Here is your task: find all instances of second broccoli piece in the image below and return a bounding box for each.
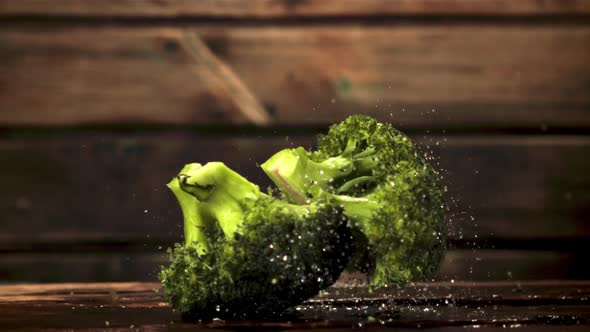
[160,162,352,321]
[261,115,447,288]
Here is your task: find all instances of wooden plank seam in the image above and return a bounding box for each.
[179,30,271,126]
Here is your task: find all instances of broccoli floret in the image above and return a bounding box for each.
[261,115,447,288]
[161,116,447,319]
[160,162,352,321]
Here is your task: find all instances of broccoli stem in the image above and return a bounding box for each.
[167,164,209,253]
[261,144,378,204]
[261,147,348,204]
[169,161,319,254]
[336,176,377,194]
[327,194,380,222]
[167,162,260,253]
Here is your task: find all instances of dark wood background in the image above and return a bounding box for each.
[0,0,589,284]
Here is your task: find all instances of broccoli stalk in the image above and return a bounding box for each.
[261,146,382,229]
[261,143,378,204]
[161,162,352,320]
[261,115,447,288]
[168,162,260,253]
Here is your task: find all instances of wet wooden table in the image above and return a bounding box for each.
[1,281,589,331]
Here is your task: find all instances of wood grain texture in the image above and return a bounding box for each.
[0,27,270,125]
[3,279,590,301]
[0,252,167,283]
[179,31,271,125]
[1,25,589,127]
[1,249,587,283]
[0,281,589,330]
[1,0,589,17]
[0,134,587,244]
[0,281,157,296]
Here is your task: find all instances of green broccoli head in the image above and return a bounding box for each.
[261,115,447,288]
[160,162,352,320]
[161,115,447,320]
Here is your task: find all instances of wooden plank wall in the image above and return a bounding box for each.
[0,1,589,283]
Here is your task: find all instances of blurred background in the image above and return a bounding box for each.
[0,1,588,284]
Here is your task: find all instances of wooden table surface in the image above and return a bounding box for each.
[1,281,589,331]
